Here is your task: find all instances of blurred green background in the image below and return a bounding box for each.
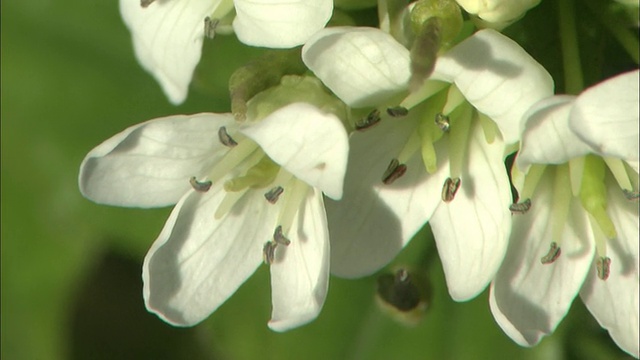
[1,1,633,359]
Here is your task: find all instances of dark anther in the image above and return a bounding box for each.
[218,126,238,147]
[263,241,277,265]
[435,113,450,132]
[540,242,561,264]
[264,186,284,204]
[355,109,381,131]
[386,106,409,117]
[140,0,155,8]
[189,176,212,192]
[622,189,639,202]
[273,225,291,246]
[382,159,408,185]
[509,199,532,214]
[596,256,611,280]
[204,17,219,39]
[441,177,461,202]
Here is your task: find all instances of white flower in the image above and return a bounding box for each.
[489,70,639,358]
[302,28,553,300]
[78,102,349,331]
[120,0,333,104]
[455,0,540,27]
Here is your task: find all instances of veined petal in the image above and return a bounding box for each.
[269,187,330,331]
[432,29,554,144]
[490,173,595,346]
[240,103,349,200]
[120,0,222,104]
[430,123,512,301]
[580,180,640,358]
[516,95,593,171]
[79,113,235,207]
[570,70,640,162]
[302,27,411,108]
[143,187,276,326]
[327,117,446,278]
[233,0,332,48]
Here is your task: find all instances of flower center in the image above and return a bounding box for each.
[188,126,312,265]
[514,155,638,280]
[371,81,493,204]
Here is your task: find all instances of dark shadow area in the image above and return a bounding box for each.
[68,248,215,360]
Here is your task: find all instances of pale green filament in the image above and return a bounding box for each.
[518,164,547,200]
[215,188,250,219]
[580,155,617,240]
[415,90,448,173]
[569,157,586,196]
[604,157,634,191]
[397,132,421,165]
[587,213,608,257]
[208,139,260,184]
[277,179,310,234]
[401,80,448,109]
[478,112,498,144]
[420,135,438,174]
[441,85,464,115]
[446,103,473,179]
[224,155,279,192]
[551,165,573,246]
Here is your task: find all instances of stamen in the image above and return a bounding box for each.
[596,256,611,280]
[355,109,381,131]
[273,225,291,246]
[509,199,532,214]
[263,241,277,265]
[441,177,461,202]
[604,157,634,192]
[140,0,155,8]
[387,106,409,117]
[276,179,309,236]
[189,176,212,192]
[204,17,218,39]
[264,186,284,204]
[434,113,450,132]
[218,126,237,147]
[214,188,249,219]
[382,159,408,185]
[623,189,640,201]
[540,242,561,264]
[207,139,259,184]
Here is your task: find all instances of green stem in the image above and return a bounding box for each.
[558,0,584,94]
[584,0,640,64]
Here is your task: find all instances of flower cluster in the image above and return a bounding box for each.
[80,0,639,357]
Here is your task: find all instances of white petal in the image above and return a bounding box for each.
[233,0,332,48]
[456,0,541,24]
[269,187,330,331]
[432,29,554,144]
[240,103,349,200]
[327,117,447,278]
[580,181,640,358]
[516,95,593,171]
[120,0,221,104]
[143,187,276,326]
[570,70,640,162]
[79,113,235,207]
[430,123,512,300]
[489,174,595,346]
[302,27,411,108]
